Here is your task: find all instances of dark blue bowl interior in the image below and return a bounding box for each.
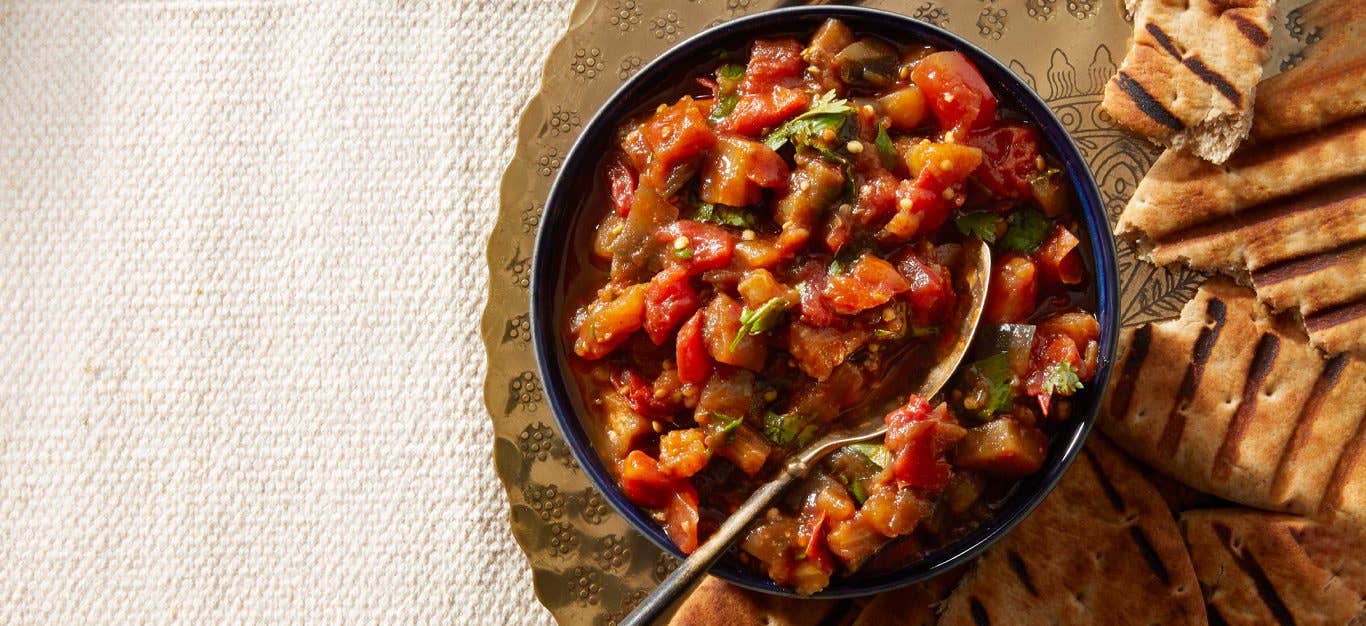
[530,5,1119,599]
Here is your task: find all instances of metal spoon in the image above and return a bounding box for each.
[621,238,992,626]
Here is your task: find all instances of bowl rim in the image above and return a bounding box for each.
[529,4,1120,599]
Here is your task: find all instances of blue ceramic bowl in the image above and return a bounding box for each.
[530,5,1119,599]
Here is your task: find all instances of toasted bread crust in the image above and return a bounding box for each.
[936,436,1205,626]
[1102,0,1275,163]
[1100,279,1366,525]
[1181,509,1365,625]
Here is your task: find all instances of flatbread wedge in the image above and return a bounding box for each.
[1181,509,1365,625]
[1102,0,1275,163]
[1100,278,1366,526]
[936,436,1205,625]
[667,576,839,626]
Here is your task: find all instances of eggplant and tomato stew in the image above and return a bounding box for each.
[564,19,1099,594]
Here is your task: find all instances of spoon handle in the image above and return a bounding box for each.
[618,458,811,626]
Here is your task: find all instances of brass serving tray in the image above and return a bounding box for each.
[481,1,1315,622]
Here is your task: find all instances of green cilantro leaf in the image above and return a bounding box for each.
[955,212,1005,244]
[1000,209,1050,253]
[691,200,757,228]
[762,412,818,447]
[1040,361,1084,396]
[672,246,693,260]
[848,480,868,504]
[846,443,892,469]
[716,63,745,84]
[763,90,855,151]
[875,125,898,169]
[964,353,1015,417]
[731,297,789,349]
[709,94,739,123]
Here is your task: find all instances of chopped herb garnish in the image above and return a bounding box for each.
[1000,208,1049,253]
[955,212,1004,243]
[763,90,855,151]
[909,325,939,338]
[965,353,1015,417]
[717,63,745,84]
[1040,361,1083,396]
[762,411,817,447]
[709,94,739,123]
[673,246,694,260]
[731,297,789,349]
[874,125,898,169]
[846,443,892,469]
[692,200,757,228]
[848,480,868,504]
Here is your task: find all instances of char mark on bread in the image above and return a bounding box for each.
[1114,71,1186,132]
[1157,296,1228,457]
[1212,333,1280,481]
[1211,523,1298,625]
[1270,354,1349,501]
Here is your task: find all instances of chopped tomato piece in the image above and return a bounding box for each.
[740,38,806,94]
[966,124,1041,200]
[644,268,700,345]
[637,97,717,191]
[700,135,791,206]
[824,255,910,315]
[665,481,701,553]
[910,51,997,134]
[659,428,711,479]
[884,395,933,452]
[853,168,900,227]
[720,86,810,137]
[611,368,672,416]
[881,147,977,241]
[1033,224,1083,285]
[657,221,736,275]
[885,397,965,491]
[802,512,834,572]
[619,450,675,508]
[606,153,637,217]
[984,253,1038,324]
[797,263,837,327]
[676,310,712,385]
[894,250,954,324]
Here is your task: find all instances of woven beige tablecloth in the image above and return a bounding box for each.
[1,1,572,623]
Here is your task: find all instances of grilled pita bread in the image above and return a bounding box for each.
[1252,0,1366,141]
[1102,0,1275,163]
[1181,509,1365,625]
[666,576,839,626]
[849,570,959,626]
[1100,278,1366,526]
[1116,112,1366,357]
[936,436,1205,626]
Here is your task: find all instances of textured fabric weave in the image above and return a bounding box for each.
[1,1,570,623]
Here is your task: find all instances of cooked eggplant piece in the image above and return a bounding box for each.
[954,418,1048,477]
[833,38,899,89]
